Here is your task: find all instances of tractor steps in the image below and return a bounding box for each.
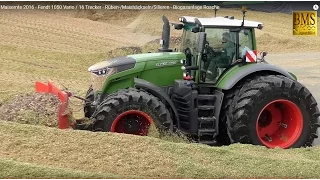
[199,140,217,146]
[198,105,215,111]
[198,129,216,134]
[198,116,216,122]
[198,94,216,101]
[170,81,224,146]
[197,94,218,146]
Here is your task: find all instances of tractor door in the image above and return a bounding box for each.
[199,28,254,83]
[199,28,235,83]
[180,24,198,79]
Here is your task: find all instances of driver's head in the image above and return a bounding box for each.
[222,32,231,43]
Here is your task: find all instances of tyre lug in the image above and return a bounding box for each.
[278,122,288,128]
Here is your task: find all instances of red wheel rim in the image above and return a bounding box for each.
[256,99,303,148]
[111,110,153,136]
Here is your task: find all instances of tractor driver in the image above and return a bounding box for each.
[204,32,236,82]
[218,32,235,67]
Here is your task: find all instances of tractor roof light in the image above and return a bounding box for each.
[179,17,186,23]
[257,24,263,29]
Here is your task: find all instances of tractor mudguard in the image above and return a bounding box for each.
[134,78,180,128]
[216,63,297,90]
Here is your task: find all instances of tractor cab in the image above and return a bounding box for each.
[173,10,263,84]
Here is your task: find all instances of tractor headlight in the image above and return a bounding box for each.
[91,67,111,76]
[88,57,136,93]
[90,67,117,92]
[88,60,115,92]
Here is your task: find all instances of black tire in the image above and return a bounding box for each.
[84,85,95,118]
[226,75,320,148]
[216,88,239,145]
[91,88,173,135]
[217,77,254,145]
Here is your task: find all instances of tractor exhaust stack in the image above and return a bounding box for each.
[158,16,172,52]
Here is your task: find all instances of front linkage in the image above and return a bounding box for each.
[35,81,93,130]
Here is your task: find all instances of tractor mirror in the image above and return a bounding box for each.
[172,23,184,30]
[261,51,268,57]
[196,32,207,53]
[191,27,200,33]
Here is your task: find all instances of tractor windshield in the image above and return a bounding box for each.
[200,28,254,83]
[180,24,197,53]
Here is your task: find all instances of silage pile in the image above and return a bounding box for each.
[0,93,61,127]
[148,37,182,46]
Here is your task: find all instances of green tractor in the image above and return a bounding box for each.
[37,8,319,149]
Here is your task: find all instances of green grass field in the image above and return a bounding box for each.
[1,4,320,178]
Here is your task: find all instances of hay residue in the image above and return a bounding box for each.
[0,93,61,127]
[148,124,192,144]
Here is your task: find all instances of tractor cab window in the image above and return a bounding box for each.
[180,24,198,78]
[200,28,254,83]
[239,29,253,58]
[180,24,197,54]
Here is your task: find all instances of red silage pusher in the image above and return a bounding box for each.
[35,81,75,129]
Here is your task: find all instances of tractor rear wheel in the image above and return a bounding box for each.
[227,75,320,148]
[91,88,173,135]
[217,77,255,145]
[84,85,95,118]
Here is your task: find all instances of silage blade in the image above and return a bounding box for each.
[35,81,74,129]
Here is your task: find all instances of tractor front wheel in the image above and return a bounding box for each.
[227,75,320,148]
[84,85,95,118]
[91,88,173,135]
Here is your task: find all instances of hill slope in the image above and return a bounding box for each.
[1,121,320,178]
[0,159,117,178]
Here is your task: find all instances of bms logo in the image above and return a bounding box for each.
[293,11,317,36]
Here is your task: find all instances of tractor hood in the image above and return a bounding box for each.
[88,52,185,72]
[128,52,185,61]
[88,56,136,72]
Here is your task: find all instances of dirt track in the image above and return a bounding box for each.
[267,52,320,145]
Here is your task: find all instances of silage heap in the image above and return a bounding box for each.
[0,93,60,127]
